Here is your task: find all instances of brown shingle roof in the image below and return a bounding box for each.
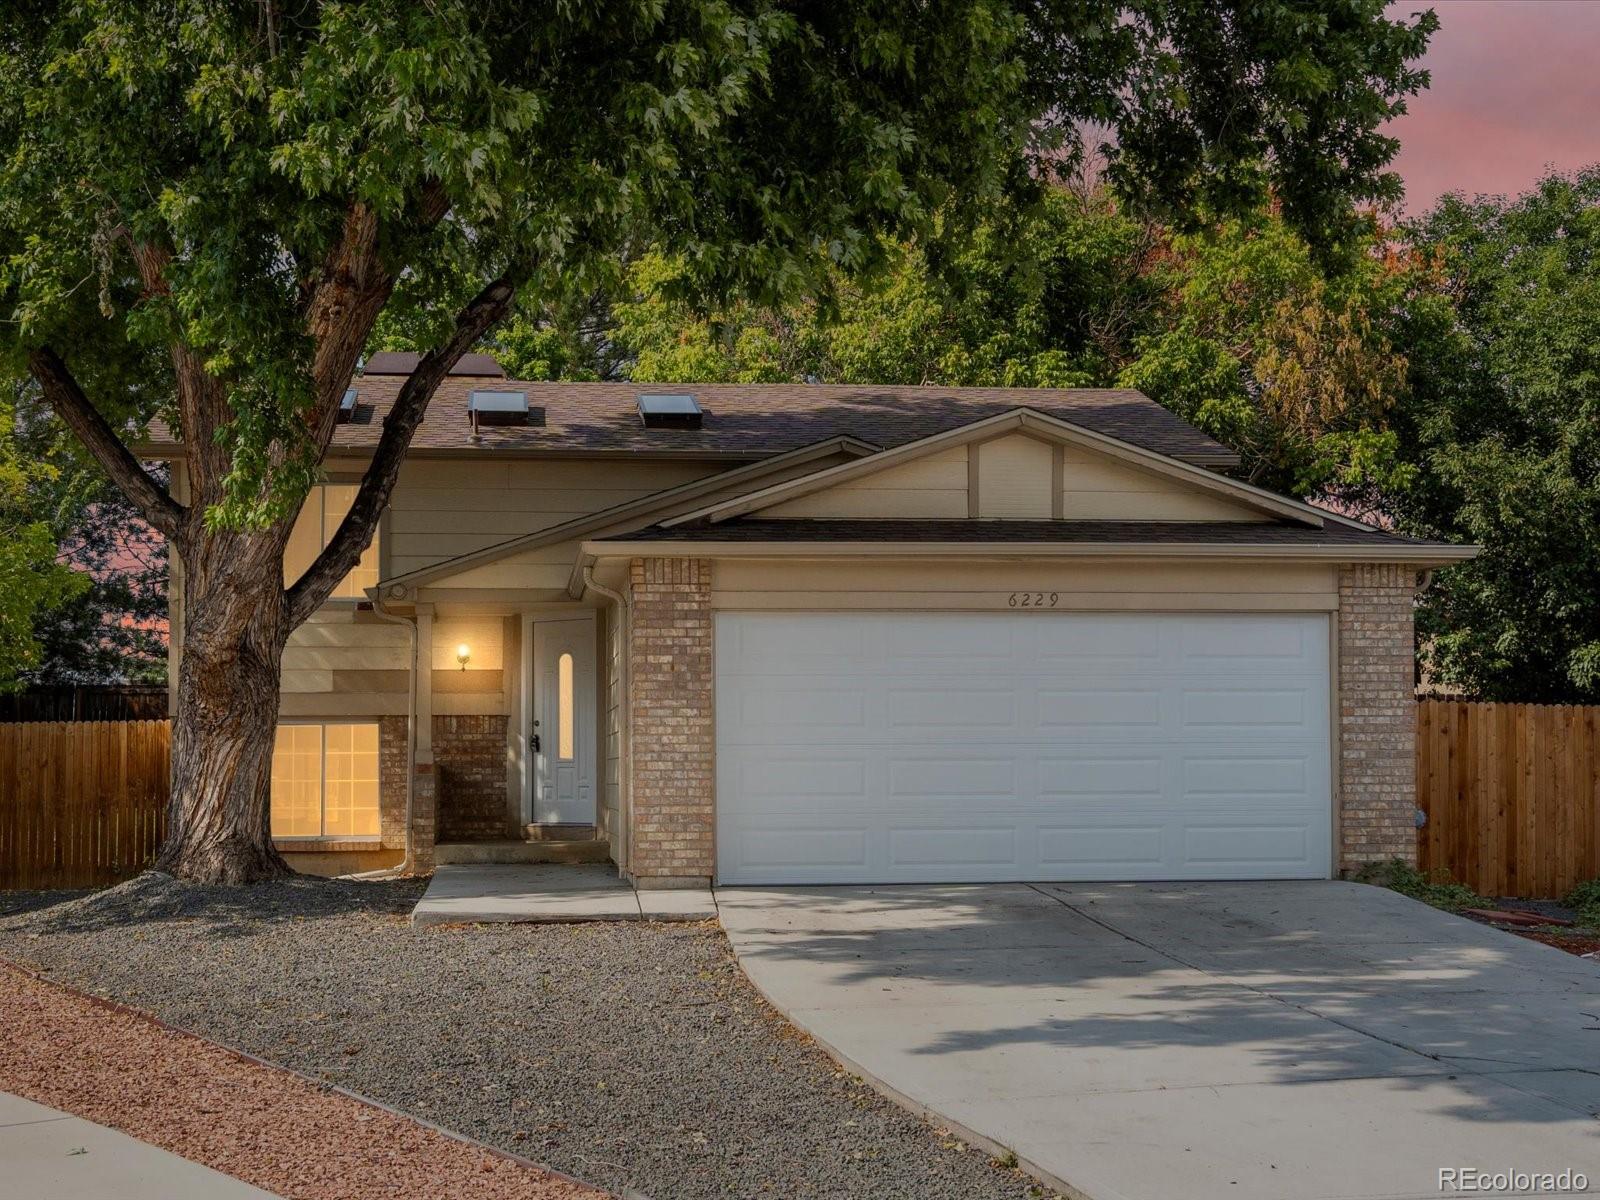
[143,381,1239,466]
[599,518,1467,551]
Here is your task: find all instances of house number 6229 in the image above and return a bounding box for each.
[1007,592,1059,608]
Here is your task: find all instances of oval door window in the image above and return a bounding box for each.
[557,652,575,761]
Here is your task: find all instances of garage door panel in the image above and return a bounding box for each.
[1183,825,1310,868]
[1031,617,1163,665]
[1180,687,1315,729]
[885,617,1019,662]
[734,755,869,800]
[1036,825,1166,870]
[1182,755,1311,797]
[1178,616,1316,665]
[888,827,1019,868]
[1037,687,1164,730]
[735,826,870,873]
[734,687,868,731]
[888,757,1018,799]
[1038,754,1165,797]
[715,613,1331,884]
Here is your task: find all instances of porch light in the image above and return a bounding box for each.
[456,643,471,670]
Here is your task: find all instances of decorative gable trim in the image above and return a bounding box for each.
[662,408,1326,529]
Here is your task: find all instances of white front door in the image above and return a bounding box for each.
[715,612,1333,884]
[528,618,596,825]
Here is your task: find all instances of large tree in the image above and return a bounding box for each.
[0,0,1435,883]
[1392,169,1600,702]
[613,191,1417,509]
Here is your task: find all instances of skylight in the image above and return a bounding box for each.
[638,392,702,429]
[469,390,540,430]
[337,387,358,423]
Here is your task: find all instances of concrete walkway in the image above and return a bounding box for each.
[412,863,717,926]
[717,881,1600,1200]
[1,1091,279,1199]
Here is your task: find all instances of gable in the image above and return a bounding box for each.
[755,433,1268,523]
[764,447,969,519]
[413,443,869,594]
[1059,444,1268,522]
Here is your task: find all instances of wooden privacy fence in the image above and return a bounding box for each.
[0,721,170,891]
[1417,700,1600,898]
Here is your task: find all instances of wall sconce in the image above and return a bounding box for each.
[456,643,471,671]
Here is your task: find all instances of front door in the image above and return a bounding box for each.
[529,618,597,825]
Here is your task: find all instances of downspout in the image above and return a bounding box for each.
[582,562,632,877]
[343,593,418,880]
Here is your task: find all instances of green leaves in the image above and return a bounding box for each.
[0,405,92,691]
[1396,169,1600,702]
[0,0,1431,534]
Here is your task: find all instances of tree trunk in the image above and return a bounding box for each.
[154,539,294,884]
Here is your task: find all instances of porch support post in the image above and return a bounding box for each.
[412,604,437,872]
[626,557,714,886]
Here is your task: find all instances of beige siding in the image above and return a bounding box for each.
[712,558,1339,612]
[750,437,1268,524]
[380,457,718,577]
[430,539,583,592]
[279,609,411,717]
[976,434,1054,518]
[430,613,511,716]
[1061,447,1267,521]
[763,447,969,519]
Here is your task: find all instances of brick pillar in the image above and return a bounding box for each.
[627,557,714,886]
[411,762,437,875]
[378,716,409,851]
[1338,563,1419,872]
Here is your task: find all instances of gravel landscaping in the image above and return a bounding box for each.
[0,959,596,1200]
[0,875,1057,1200]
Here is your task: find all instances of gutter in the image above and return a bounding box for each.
[580,539,1482,567]
[581,564,633,879]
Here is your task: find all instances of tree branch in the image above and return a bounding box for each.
[27,347,187,542]
[285,272,522,624]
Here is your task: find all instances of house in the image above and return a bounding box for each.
[150,354,1475,885]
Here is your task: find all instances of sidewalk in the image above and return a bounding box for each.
[1,1091,278,1200]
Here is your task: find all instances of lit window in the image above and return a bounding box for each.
[271,723,380,839]
[557,652,575,761]
[283,484,380,600]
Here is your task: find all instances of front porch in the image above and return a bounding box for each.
[410,863,715,926]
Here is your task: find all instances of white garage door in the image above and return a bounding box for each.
[715,612,1332,884]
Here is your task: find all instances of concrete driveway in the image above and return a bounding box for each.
[716,881,1600,1200]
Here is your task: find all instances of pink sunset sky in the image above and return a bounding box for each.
[1386,0,1600,211]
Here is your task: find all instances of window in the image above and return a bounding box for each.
[557,652,575,760]
[270,723,380,839]
[637,392,702,429]
[283,484,379,600]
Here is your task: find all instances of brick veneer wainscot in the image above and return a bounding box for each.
[378,715,408,851]
[434,714,512,842]
[1338,563,1419,871]
[627,557,715,883]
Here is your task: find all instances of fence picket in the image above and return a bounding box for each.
[0,720,170,891]
[1417,699,1600,898]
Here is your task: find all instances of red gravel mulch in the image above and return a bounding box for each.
[1510,928,1600,958]
[0,959,605,1200]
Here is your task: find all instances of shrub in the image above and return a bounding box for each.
[1353,860,1489,912]
[1563,878,1600,929]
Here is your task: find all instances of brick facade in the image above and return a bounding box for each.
[378,715,408,851]
[627,557,715,884]
[411,762,437,874]
[434,714,512,842]
[1338,563,1419,871]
